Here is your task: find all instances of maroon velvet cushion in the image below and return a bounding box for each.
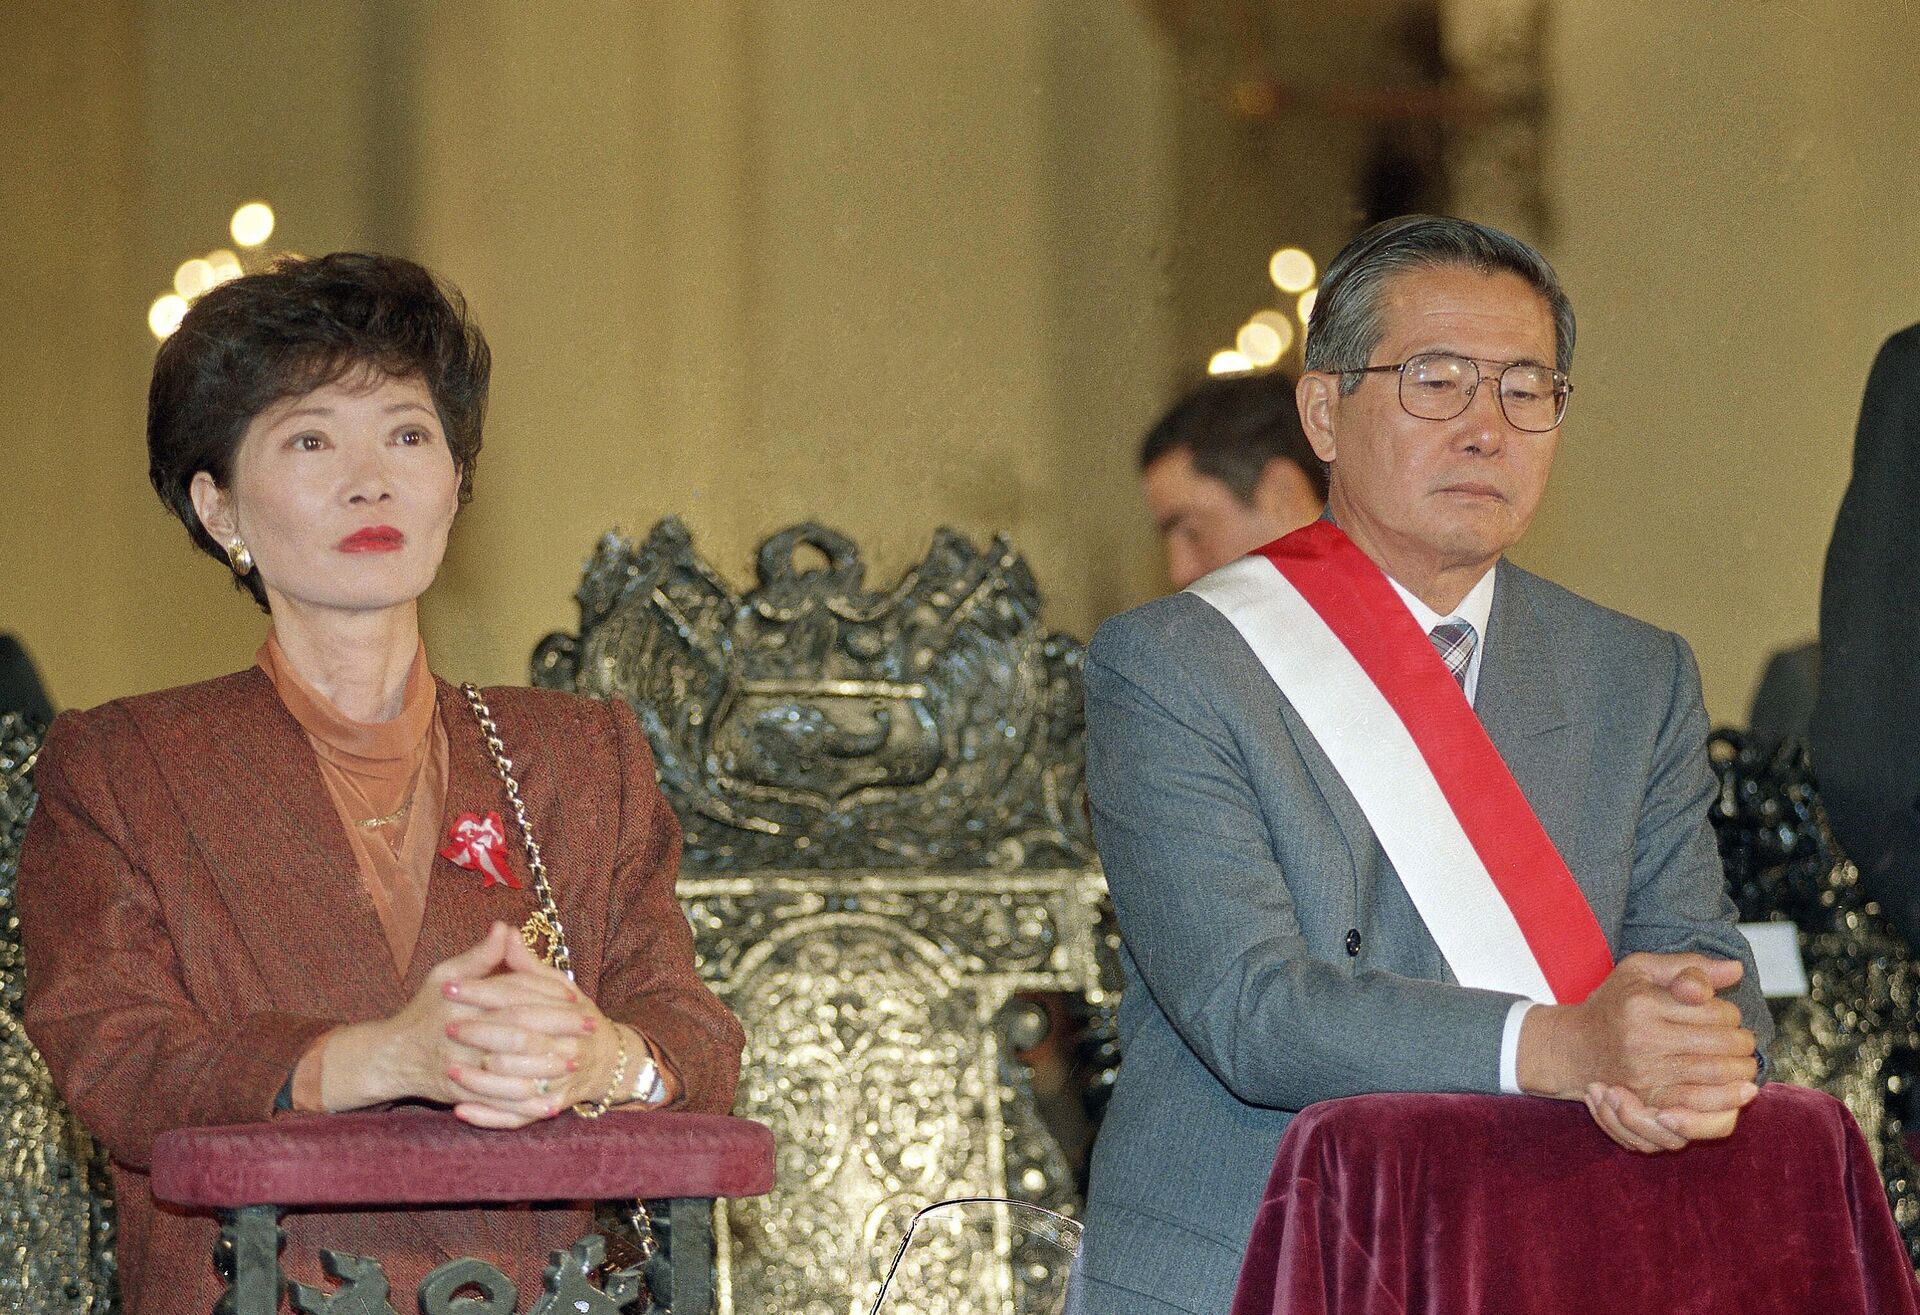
[1231,1083,1920,1315]
[151,1107,774,1209]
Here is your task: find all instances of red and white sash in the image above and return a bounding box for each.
[1186,520,1612,1004]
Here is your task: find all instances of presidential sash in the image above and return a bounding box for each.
[1186,520,1612,1004]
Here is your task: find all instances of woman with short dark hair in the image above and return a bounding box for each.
[17,252,744,1312]
[145,251,492,609]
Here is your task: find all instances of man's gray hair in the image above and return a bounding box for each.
[1303,215,1575,393]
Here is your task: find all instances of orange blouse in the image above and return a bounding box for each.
[258,632,449,970]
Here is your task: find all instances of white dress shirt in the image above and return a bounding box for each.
[1384,566,1534,1095]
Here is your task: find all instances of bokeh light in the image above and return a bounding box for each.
[1268,247,1316,294]
[230,201,275,248]
[172,258,216,300]
[1248,309,1296,357]
[1297,287,1319,325]
[1236,320,1284,367]
[1207,349,1255,376]
[149,293,189,340]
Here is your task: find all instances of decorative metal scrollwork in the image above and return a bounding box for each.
[289,1250,395,1315]
[1708,730,1920,1263]
[688,869,1107,1315]
[270,1230,651,1315]
[417,1256,517,1315]
[526,1236,647,1315]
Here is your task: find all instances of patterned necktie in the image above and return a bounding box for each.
[1429,619,1478,691]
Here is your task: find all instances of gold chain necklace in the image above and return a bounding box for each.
[353,797,412,829]
[350,745,427,830]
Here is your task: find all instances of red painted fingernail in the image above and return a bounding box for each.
[547,1103,561,1117]
[566,1059,580,1073]
[443,982,460,998]
[447,1066,461,1081]
[445,1023,460,1039]
[582,1017,596,1033]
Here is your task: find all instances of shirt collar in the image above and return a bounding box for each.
[257,630,436,773]
[1387,565,1497,640]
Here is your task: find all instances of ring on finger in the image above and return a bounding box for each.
[534,1077,551,1097]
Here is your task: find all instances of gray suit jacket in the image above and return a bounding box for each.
[1077,558,1772,1315]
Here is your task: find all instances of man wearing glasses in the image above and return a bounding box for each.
[1077,215,1770,1314]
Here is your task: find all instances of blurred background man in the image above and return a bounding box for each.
[1138,371,1328,589]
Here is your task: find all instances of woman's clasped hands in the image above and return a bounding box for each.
[321,921,628,1127]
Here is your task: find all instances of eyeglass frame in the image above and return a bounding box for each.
[866,1196,1083,1314]
[1337,351,1573,433]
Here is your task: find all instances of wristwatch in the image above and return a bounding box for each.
[627,1044,668,1106]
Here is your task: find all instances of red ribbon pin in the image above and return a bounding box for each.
[439,811,521,890]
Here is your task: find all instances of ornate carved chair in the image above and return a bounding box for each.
[533,520,1119,1314]
[1707,730,1920,1262]
[0,712,117,1313]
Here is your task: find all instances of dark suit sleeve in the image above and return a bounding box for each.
[1616,633,1773,1049]
[1086,620,1519,1112]
[1812,325,1920,944]
[0,633,56,728]
[18,714,336,1169]
[591,697,744,1115]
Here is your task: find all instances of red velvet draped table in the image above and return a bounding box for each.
[1230,1084,1918,1315]
[152,1106,774,1315]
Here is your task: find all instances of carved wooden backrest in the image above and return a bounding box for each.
[534,521,1119,1313]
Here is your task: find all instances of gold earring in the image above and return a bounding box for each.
[225,539,254,576]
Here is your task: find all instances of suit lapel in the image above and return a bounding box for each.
[1475,562,1579,856]
[150,669,407,1015]
[403,680,540,993]
[1272,698,1368,884]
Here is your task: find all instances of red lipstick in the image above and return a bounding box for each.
[338,526,405,553]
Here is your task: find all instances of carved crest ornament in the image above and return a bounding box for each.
[534,518,1095,873]
[535,521,1117,1314]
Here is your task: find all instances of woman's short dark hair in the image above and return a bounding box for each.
[147,251,491,607]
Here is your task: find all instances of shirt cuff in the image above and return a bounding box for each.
[1498,1000,1535,1095]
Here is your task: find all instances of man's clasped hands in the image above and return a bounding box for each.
[1518,951,1761,1153]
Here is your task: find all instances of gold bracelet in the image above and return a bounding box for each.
[572,1035,630,1119]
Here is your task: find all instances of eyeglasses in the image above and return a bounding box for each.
[1342,351,1571,433]
[868,1198,1082,1314]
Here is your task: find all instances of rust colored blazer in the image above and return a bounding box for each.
[17,668,745,1314]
